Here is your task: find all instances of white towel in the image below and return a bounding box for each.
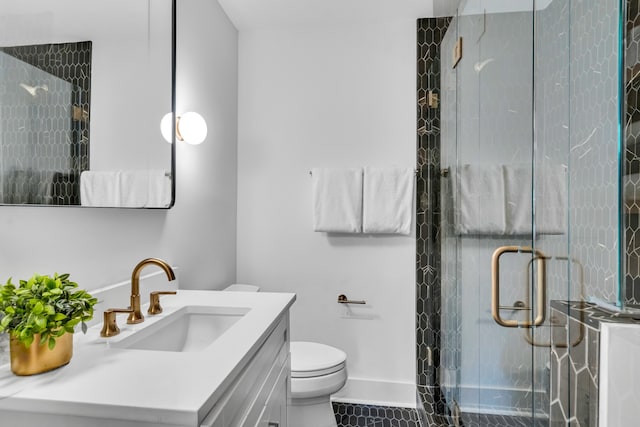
[312,168,363,233]
[503,165,532,235]
[362,167,414,235]
[504,165,567,235]
[122,170,171,208]
[80,171,120,207]
[535,165,567,234]
[146,170,172,208]
[119,171,149,207]
[81,170,171,208]
[457,164,506,235]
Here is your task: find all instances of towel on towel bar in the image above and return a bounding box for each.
[362,167,414,235]
[80,171,120,207]
[80,170,171,207]
[120,170,171,208]
[312,168,363,233]
[504,165,567,235]
[457,164,506,234]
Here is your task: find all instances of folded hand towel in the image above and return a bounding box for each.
[80,171,120,207]
[81,170,171,207]
[119,170,172,208]
[504,165,566,235]
[457,164,506,234]
[119,171,149,207]
[503,165,532,235]
[146,170,172,208]
[535,165,567,234]
[312,168,363,233]
[362,167,414,235]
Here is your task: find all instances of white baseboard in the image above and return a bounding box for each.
[331,378,416,408]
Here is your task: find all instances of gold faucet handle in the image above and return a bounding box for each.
[148,291,177,315]
[100,308,134,338]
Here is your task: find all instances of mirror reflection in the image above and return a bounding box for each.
[1,41,91,205]
[0,0,174,208]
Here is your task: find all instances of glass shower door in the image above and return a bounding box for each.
[439,1,572,425]
[435,0,622,425]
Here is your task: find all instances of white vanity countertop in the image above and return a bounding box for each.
[0,290,296,426]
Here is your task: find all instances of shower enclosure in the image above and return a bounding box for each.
[417,0,626,425]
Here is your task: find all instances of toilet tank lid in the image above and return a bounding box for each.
[290,341,346,373]
[224,284,260,292]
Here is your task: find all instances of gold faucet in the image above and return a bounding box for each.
[127,258,176,324]
[100,308,134,337]
[148,290,177,315]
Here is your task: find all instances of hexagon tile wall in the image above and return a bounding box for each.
[416,16,452,427]
[0,41,91,205]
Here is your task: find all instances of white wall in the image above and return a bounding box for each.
[236,20,417,385]
[0,0,238,293]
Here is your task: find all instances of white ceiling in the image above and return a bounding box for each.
[217,0,449,31]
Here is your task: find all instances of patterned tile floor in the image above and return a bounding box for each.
[332,402,549,427]
[333,402,420,427]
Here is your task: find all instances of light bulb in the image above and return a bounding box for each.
[179,112,207,145]
[160,111,207,145]
[160,112,174,143]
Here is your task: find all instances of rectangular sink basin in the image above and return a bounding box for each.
[114,305,249,352]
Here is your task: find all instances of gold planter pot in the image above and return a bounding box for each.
[10,333,73,376]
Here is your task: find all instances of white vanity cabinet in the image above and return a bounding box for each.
[0,291,296,427]
[200,313,290,427]
[257,362,289,427]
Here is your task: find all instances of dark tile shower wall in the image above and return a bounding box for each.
[548,301,640,426]
[416,17,451,427]
[0,41,91,205]
[550,302,600,427]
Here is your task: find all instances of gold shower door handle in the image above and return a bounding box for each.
[491,246,546,328]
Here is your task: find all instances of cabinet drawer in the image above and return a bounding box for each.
[201,314,289,427]
[241,352,289,426]
[255,359,289,427]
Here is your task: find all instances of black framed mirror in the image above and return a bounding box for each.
[0,0,175,208]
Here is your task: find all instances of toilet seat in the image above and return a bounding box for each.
[290,341,347,378]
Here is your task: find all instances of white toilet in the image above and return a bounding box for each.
[224,284,347,427]
[289,341,347,427]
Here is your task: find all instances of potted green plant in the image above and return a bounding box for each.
[0,273,97,375]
